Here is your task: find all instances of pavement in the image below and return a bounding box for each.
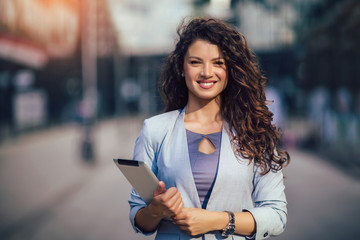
[0,116,359,240]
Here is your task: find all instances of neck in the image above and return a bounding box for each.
[185,97,222,124]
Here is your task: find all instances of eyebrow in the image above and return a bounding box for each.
[187,56,225,61]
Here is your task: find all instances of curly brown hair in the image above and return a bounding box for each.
[159,17,289,175]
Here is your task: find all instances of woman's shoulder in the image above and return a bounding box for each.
[144,109,182,127]
[140,109,182,147]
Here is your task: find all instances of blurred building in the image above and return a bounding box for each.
[295,0,360,168]
[297,0,360,91]
[0,0,81,137]
[107,0,299,115]
[0,0,118,139]
[107,0,193,115]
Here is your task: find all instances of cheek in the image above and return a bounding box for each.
[215,68,227,81]
[184,65,194,78]
[184,76,193,90]
[220,71,228,89]
[183,65,191,88]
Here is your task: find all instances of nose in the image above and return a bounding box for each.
[200,63,213,78]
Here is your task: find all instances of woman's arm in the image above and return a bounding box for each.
[243,168,287,239]
[172,168,287,239]
[134,181,184,233]
[172,208,255,237]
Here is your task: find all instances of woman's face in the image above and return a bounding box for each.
[183,39,228,104]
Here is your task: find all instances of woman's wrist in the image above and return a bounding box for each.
[209,211,230,231]
[145,203,165,220]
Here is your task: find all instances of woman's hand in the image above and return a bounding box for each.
[172,208,228,236]
[147,181,184,219]
[134,181,184,233]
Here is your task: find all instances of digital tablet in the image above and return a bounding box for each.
[113,158,159,204]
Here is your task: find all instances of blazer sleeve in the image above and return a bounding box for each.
[128,120,157,235]
[244,166,287,240]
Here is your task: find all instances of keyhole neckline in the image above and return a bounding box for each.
[185,128,222,137]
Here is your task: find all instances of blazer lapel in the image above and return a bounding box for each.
[166,108,201,209]
[205,123,236,211]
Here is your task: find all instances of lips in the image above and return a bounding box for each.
[197,80,217,89]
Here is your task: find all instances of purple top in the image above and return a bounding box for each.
[186,129,222,209]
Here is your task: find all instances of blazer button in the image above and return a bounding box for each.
[264,232,269,237]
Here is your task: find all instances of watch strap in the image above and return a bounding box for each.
[221,211,235,238]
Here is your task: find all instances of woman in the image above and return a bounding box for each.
[128,17,290,240]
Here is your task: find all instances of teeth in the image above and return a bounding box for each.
[199,82,214,86]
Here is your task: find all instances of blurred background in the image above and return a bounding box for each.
[0,0,359,239]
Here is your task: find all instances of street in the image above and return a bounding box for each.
[0,117,359,240]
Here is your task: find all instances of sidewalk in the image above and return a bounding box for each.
[0,116,146,238]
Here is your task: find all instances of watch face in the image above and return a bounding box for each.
[227,228,235,235]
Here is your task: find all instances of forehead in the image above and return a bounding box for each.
[186,39,223,58]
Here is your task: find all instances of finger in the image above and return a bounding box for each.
[171,212,186,223]
[172,196,184,215]
[173,219,188,226]
[161,187,180,203]
[163,187,178,198]
[162,192,181,215]
[153,181,166,197]
[172,206,186,221]
[158,181,166,192]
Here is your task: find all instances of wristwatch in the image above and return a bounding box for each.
[221,211,235,238]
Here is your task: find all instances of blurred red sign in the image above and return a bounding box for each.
[0,35,48,68]
[0,0,80,59]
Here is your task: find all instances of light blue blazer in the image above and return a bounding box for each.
[129,108,287,240]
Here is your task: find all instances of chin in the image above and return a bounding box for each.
[194,94,220,102]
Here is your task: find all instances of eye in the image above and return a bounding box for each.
[215,60,225,66]
[190,60,200,64]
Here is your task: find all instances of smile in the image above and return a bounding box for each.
[197,81,216,89]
